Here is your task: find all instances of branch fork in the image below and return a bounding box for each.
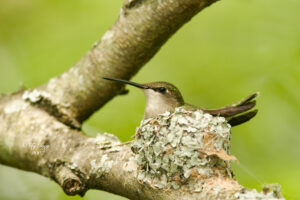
[0,0,285,199]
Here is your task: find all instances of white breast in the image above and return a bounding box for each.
[143,90,175,119]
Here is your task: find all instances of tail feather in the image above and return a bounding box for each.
[229,92,259,107]
[200,92,259,126]
[228,109,258,127]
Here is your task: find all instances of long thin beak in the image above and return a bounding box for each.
[103,77,149,89]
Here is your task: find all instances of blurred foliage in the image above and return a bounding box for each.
[0,0,300,199]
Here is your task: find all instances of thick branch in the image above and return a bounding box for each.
[32,0,218,128]
[0,96,284,199]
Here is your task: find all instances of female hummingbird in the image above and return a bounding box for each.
[103,77,258,126]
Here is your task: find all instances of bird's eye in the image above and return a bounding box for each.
[158,87,166,93]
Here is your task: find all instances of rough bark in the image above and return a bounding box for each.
[35,0,219,129]
[0,94,284,199]
[0,0,285,199]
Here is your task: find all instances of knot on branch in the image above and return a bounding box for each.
[132,107,236,191]
[61,175,83,196]
[49,160,87,196]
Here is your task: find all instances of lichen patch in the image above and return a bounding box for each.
[4,99,29,114]
[90,154,114,177]
[22,89,51,103]
[234,184,284,200]
[123,157,138,173]
[92,132,122,152]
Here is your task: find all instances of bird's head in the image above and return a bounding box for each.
[103,77,184,118]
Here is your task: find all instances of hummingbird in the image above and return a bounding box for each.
[103,77,258,126]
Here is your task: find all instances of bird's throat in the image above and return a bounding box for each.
[144,100,176,119]
[143,90,180,119]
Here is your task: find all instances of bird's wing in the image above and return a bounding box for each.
[184,92,259,126]
[201,101,256,117]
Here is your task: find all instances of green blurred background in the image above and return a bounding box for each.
[0,0,299,199]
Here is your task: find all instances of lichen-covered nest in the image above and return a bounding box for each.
[132,107,237,191]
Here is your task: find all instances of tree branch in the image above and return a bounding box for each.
[34,0,219,129]
[0,0,285,199]
[0,95,284,199]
